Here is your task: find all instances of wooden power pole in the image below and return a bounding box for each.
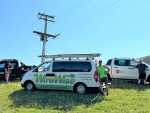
[33,12,60,63]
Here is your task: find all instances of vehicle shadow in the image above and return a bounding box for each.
[109,80,150,91]
[8,89,104,111]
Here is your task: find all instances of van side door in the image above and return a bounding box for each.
[126,60,139,79]
[112,59,128,79]
[51,61,72,90]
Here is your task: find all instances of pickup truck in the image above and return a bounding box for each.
[105,58,150,84]
[0,59,36,80]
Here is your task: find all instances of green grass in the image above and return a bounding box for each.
[0,80,150,113]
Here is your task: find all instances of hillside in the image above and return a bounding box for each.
[140,55,150,65]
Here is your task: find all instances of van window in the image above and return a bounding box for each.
[106,59,112,65]
[38,62,51,72]
[114,60,127,66]
[72,62,92,72]
[52,62,71,72]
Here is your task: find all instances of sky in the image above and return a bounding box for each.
[0,0,150,66]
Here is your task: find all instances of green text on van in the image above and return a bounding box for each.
[34,74,75,84]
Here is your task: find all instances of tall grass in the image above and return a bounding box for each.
[0,80,150,113]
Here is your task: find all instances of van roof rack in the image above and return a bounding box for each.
[38,53,101,60]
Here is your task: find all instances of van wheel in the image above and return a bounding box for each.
[20,74,24,81]
[25,81,35,91]
[76,84,86,94]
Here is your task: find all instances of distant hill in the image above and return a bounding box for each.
[140,55,150,65]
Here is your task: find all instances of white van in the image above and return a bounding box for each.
[21,54,101,94]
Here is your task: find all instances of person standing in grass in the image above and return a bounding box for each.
[129,60,148,85]
[97,60,110,96]
[4,60,13,84]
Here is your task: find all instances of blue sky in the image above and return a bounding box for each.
[0,0,150,66]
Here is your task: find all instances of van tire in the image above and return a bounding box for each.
[25,81,35,91]
[76,84,86,94]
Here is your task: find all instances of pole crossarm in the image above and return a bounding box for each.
[37,12,54,22]
[33,31,60,39]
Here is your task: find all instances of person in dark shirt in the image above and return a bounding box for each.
[129,60,148,85]
[4,60,13,84]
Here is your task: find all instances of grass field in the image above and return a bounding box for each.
[0,80,150,113]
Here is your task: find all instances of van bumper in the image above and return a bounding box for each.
[21,83,25,87]
[87,87,100,92]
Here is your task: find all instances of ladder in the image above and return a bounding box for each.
[38,53,101,60]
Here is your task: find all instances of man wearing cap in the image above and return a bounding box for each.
[97,60,110,96]
[129,60,148,85]
[4,60,13,84]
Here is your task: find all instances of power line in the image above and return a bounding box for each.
[59,0,122,33]
[17,34,38,60]
[51,27,75,54]
[56,0,90,21]
[16,20,40,60]
[56,0,84,19]
[26,40,52,64]
[13,17,38,58]
[60,0,131,34]
[59,35,75,54]
[36,0,87,31]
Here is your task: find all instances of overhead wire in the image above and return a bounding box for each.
[51,26,74,54]
[47,0,129,54]
[56,0,84,19]
[55,38,67,54]
[13,17,38,58]
[59,35,75,54]
[25,0,88,63]
[60,0,131,34]
[17,19,41,60]
[55,0,90,21]
[26,40,53,64]
[36,0,86,31]
[59,0,123,34]
[25,0,130,64]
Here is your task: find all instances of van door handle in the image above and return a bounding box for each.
[114,67,118,68]
[46,74,55,76]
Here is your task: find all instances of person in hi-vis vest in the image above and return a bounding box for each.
[97,60,110,96]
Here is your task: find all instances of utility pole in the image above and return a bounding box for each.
[33,12,60,63]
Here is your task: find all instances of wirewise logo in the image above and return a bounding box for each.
[34,74,75,84]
